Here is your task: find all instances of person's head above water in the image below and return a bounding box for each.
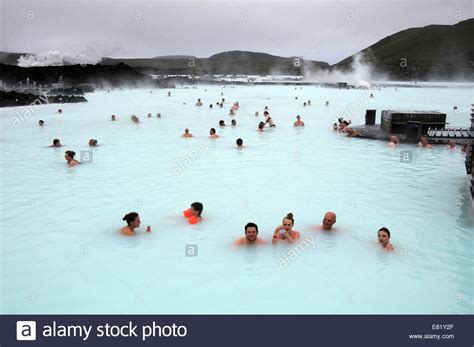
[236,138,243,147]
[258,122,265,130]
[89,139,98,146]
[244,222,259,242]
[219,120,225,126]
[122,212,140,228]
[190,202,203,217]
[53,139,61,147]
[231,119,236,126]
[111,115,116,120]
[185,128,190,133]
[296,115,301,120]
[210,128,216,135]
[39,120,44,126]
[263,111,269,116]
[64,150,75,160]
[390,135,399,144]
[282,213,294,231]
[377,227,391,247]
[322,211,336,230]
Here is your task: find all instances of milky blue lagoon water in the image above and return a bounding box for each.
[1,85,473,314]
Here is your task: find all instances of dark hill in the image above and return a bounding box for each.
[0,63,157,88]
[333,19,474,80]
[102,50,329,75]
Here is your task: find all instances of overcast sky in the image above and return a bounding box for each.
[1,0,472,64]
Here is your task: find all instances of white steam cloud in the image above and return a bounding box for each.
[17,50,101,67]
[303,53,377,88]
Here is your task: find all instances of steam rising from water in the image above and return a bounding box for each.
[15,49,381,88]
[17,50,101,67]
[303,53,378,88]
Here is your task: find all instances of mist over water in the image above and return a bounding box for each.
[17,50,102,67]
[1,85,472,314]
[303,53,378,88]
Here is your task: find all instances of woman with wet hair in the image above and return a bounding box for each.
[272,213,300,244]
[120,212,141,236]
[64,150,80,167]
[377,227,394,251]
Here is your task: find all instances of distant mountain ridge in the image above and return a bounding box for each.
[1,19,473,80]
[101,51,329,75]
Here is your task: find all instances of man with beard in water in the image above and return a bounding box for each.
[234,223,266,245]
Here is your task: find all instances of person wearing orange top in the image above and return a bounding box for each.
[183,202,203,224]
[272,213,300,244]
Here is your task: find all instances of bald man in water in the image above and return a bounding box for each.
[322,212,337,231]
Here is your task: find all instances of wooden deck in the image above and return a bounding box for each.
[427,128,473,140]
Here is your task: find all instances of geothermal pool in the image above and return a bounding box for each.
[0,85,473,314]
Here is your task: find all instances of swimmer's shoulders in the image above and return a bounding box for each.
[234,238,245,245]
[121,228,133,236]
